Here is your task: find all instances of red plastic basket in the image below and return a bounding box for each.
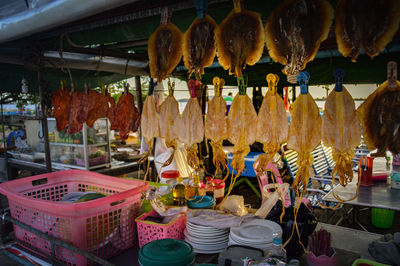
[0,169,149,266]
[135,210,186,248]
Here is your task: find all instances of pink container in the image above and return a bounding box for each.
[306,250,337,266]
[0,169,149,265]
[135,210,186,248]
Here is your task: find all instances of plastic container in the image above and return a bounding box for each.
[138,238,194,266]
[0,169,149,265]
[306,249,337,266]
[187,195,215,209]
[391,168,400,189]
[360,156,374,186]
[200,178,225,204]
[227,152,262,177]
[371,208,395,229]
[135,210,186,248]
[352,258,389,266]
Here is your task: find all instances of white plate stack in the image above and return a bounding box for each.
[228,219,282,251]
[184,221,230,254]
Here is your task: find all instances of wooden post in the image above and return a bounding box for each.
[135,76,143,143]
[38,68,52,172]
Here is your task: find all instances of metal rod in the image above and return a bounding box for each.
[1,101,9,180]
[38,67,52,172]
[4,215,115,266]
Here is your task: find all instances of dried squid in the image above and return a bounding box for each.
[357,62,400,156]
[176,79,204,169]
[183,14,217,79]
[159,81,180,166]
[265,0,333,79]
[287,72,321,192]
[255,74,288,173]
[148,23,183,82]
[215,3,264,77]
[52,81,71,132]
[227,77,258,175]
[205,77,228,174]
[335,0,400,62]
[322,70,361,187]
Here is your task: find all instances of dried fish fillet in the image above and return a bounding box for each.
[265,0,333,76]
[183,15,217,79]
[205,77,228,173]
[255,74,288,173]
[322,86,361,186]
[52,82,71,132]
[215,8,264,77]
[336,0,400,61]
[159,82,180,152]
[148,23,183,82]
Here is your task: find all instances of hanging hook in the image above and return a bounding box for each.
[297,71,310,95]
[167,79,175,96]
[233,0,243,12]
[160,7,171,25]
[194,0,208,19]
[266,73,279,94]
[237,75,248,95]
[333,69,345,92]
[387,61,397,89]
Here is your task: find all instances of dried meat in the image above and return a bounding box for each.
[205,77,228,173]
[183,15,217,79]
[159,81,180,151]
[115,91,135,140]
[215,5,264,77]
[148,23,183,82]
[68,91,86,134]
[255,74,288,173]
[86,90,108,128]
[52,81,71,132]
[265,0,333,77]
[335,0,400,61]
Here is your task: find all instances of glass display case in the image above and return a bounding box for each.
[48,118,111,170]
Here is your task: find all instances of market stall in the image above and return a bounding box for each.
[0,0,400,265]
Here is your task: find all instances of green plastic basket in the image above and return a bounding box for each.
[352,258,389,266]
[371,208,395,229]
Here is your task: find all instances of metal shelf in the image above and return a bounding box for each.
[50,142,108,148]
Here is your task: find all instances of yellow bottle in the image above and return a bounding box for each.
[186,171,201,199]
[173,175,186,206]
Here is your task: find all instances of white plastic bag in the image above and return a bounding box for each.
[255,183,289,219]
[220,195,248,216]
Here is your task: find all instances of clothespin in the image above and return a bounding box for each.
[266,73,279,94]
[188,79,200,98]
[297,71,310,95]
[194,0,208,19]
[333,69,345,92]
[233,0,243,12]
[237,75,248,95]
[167,79,175,96]
[123,82,129,95]
[387,61,397,89]
[149,78,155,96]
[213,77,225,97]
[160,7,171,25]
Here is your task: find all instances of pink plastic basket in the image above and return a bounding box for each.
[135,210,186,248]
[0,169,149,266]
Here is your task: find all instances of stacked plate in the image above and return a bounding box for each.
[184,221,229,254]
[228,219,282,251]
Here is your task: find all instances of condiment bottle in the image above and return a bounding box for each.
[186,170,201,199]
[173,175,186,206]
[205,177,215,198]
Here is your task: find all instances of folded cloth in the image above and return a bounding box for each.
[187,209,260,229]
[368,232,400,266]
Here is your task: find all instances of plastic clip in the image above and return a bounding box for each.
[188,79,200,98]
[194,0,208,19]
[160,7,171,25]
[387,61,397,89]
[297,71,310,95]
[213,77,225,97]
[333,69,345,92]
[237,75,248,95]
[149,79,155,96]
[266,73,279,94]
[167,79,175,96]
[233,0,243,12]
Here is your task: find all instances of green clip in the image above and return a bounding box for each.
[237,75,248,95]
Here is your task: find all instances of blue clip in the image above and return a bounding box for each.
[297,71,310,95]
[333,69,345,92]
[149,79,155,95]
[194,0,208,19]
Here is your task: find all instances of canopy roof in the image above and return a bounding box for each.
[0,0,399,93]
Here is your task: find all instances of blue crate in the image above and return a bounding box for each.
[227,152,263,177]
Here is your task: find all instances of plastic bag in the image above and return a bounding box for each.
[220,195,248,216]
[266,201,317,260]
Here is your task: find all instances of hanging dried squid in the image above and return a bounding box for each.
[176,79,204,169]
[255,74,288,173]
[215,2,264,77]
[159,81,180,166]
[183,11,217,79]
[357,62,400,157]
[265,0,333,80]
[287,72,321,193]
[322,70,361,187]
[335,0,400,62]
[205,77,228,174]
[148,22,183,82]
[52,81,71,132]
